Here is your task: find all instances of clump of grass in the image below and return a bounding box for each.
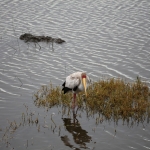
[34,84,72,108]
[34,77,150,124]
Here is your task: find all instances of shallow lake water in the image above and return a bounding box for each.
[0,0,150,149]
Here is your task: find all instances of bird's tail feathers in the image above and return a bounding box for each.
[62,81,66,87]
[62,87,72,94]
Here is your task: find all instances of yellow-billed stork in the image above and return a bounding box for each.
[62,72,91,108]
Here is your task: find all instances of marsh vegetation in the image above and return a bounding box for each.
[34,77,150,125]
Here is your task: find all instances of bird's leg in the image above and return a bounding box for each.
[72,93,76,109]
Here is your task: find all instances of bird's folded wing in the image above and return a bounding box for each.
[65,76,80,89]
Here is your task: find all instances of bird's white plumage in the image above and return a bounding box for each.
[64,72,91,93]
[65,72,82,88]
[65,75,80,89]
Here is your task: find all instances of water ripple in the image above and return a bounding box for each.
[0,0,150,149]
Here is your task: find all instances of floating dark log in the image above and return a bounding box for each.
[19,33,65,44]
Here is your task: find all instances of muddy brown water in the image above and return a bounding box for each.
[0,0,150,149]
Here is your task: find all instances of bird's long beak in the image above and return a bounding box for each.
[82,78,87,97]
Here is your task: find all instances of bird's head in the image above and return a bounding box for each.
[81,73,87,97]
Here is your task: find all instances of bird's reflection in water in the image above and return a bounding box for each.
[61,112,91,149]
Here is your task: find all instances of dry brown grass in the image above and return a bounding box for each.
[34,77,150,124]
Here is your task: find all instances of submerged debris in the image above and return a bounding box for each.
[20,33,65,44]
[34,78,150,124]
